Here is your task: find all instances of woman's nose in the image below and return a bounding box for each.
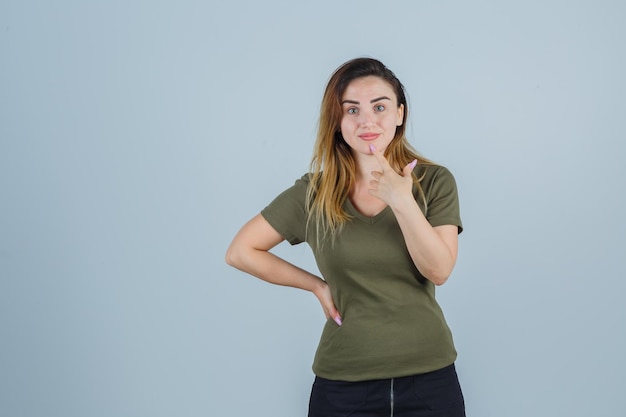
[359,111,375,126]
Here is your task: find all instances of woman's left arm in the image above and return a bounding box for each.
[391,203,458,286]
[369,148,458,285]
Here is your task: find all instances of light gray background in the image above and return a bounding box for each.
[1,1,624,416]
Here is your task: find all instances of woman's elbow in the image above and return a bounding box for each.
[421,266,453,286]
[426,272,449,286]
[225,243,244,269]
[432,275,450,286]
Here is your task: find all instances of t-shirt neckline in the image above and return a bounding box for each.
[345,198,391,224]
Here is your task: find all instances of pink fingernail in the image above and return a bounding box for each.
[369,144,376,153]
[334,317,342,326]
[409,159,417,169]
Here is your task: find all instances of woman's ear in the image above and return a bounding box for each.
[396,104,405,126]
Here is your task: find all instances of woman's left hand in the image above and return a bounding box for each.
[368,144,417,208]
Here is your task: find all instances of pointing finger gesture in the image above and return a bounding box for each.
[368,144,417,207]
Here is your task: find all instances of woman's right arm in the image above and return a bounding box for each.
[225,214,342,325]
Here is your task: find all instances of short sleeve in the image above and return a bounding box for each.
[421,166,463,234]
[260,174,310,245]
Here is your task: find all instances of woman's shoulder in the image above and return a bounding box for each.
[297,172,313,184]
[275,173,312,199]
[415,163,455,183]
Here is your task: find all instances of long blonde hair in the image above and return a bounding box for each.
[306,58,433,243]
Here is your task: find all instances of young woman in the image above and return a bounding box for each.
[226,57,466,417]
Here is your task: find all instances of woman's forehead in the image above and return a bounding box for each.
[342,76,396,100]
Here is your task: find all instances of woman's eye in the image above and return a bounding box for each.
[347,107,358,114]
[375,105,385,112]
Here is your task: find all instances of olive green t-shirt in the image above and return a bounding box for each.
[261,164,463,382]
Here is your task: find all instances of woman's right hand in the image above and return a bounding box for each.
[313,282,342,326]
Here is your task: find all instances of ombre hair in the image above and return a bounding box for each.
[307,57,433,243]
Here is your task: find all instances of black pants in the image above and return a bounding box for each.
[308,364,465,417]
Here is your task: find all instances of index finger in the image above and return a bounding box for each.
[369,144,391,170]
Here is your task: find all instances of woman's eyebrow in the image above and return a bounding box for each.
[370,96,391,103]
[341,96,391,105]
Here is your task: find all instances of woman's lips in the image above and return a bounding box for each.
[358,133,380,141]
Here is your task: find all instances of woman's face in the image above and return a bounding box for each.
[339,76,404,156]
